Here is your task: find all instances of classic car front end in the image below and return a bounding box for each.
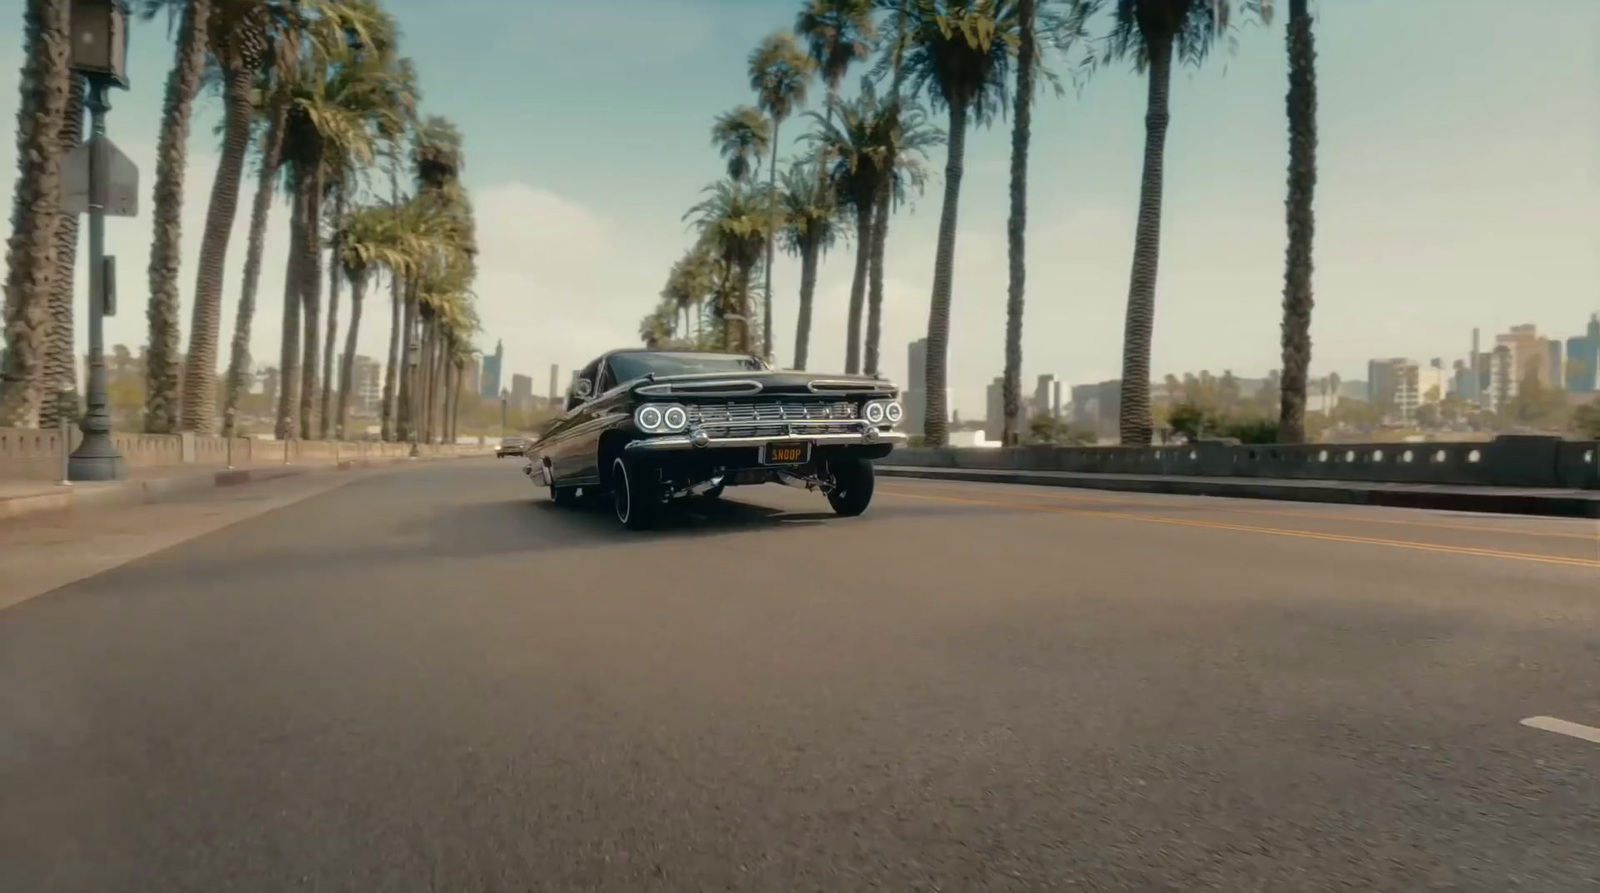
[529,350,907,530]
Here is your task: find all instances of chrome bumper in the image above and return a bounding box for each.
[625,427,906,453]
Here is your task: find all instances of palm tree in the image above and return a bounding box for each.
[661,248,716,344]
[748,31,814,362]
[318,170,348,438]
[275,1,402,439]
[1104,0,1272,444]
[778,160,840,370]
[39,74,85,429]
[1277,0,1316,444]
[333,202,393,438]
[802,80,894,373]
[796,0,876,185]
[376,58,419,441]
[861,97,937,376]
[898,0,1017,446]
[711,105,771,197]
[686,181,769,353]
[180,0,294,433]
[222,62,294,436]
[0,0,72,428]
[142,0,214,433]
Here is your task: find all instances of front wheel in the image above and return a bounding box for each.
[826,456,875,517]
[610,457,659,530]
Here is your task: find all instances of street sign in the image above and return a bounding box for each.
[61,135,138,217]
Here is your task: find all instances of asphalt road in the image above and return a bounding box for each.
[2,458,1597,892]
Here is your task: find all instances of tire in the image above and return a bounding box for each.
[701,483,726,500]
[610,457,658,530]
[544,462,577,506]
[826,456,875,517]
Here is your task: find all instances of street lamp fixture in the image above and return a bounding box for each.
[65,0,133,482]
[68,0,131,89]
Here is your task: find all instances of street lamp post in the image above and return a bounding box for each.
[500,392,507,441]
[65,0,132,482]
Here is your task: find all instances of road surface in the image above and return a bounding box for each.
[2,458,1597,891]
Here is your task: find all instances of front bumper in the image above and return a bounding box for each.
[624,426,907,454]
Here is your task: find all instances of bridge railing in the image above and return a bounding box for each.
[0,428,491,482]
[888,435,1599,490]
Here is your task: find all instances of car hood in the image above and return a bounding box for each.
[629,369,899,400]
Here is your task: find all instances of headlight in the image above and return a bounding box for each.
[634,403,688,434]
[863,401,886,424]
[661,405,688,431]
[884,401,903,424]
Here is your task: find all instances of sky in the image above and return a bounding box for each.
[2,0,1597,417]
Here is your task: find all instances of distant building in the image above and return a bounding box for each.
[462,356,481,398]
[1070,380,1121,439]
[352,355,382,413]
[548,363,561,403]
[1033,374,1062,419]
[480,339,504,399]
[1489,344,1515,412]
[1567,313,1600,392]
[904,338,928,437]
[1366,358,1409,418]
[511,373,533,409]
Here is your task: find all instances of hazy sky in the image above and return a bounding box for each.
[2,0,1597,416]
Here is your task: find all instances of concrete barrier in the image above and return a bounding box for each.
[889,434,1600,490]
[0,427,490,482]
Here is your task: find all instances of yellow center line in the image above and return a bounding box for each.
[891,478,1600,542]
[879,488,1600,570]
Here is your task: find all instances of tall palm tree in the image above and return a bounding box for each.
[802,80,897,374]
[796,0,876,187]
[1277,0,1316,443]
[686,181,769,353]
[0,0,72,428]
[221,61,294,436]
[779,160,839,370]
[143,0,214,433]
[861,96,937,376]
[1104,0,1272,444]
[180,0,294,433]
[711,105,771,197]
[333,202,393,438]
[376,58,419,441]
[748,31,814,362]
[39,74,85,429]
[898,0,1017,445]
[863,0,909,379]
[318,172,347,438]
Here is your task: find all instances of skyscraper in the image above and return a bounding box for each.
[548,363,561,405]
[511,373,533,409]
[480,340,504,399]
[905,339,927,437]
[1566,313,1600,393]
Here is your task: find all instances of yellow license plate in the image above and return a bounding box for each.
[764,442,809,465]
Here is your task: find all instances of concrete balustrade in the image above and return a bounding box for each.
[0,427,489,482]
[889,434,1600,490]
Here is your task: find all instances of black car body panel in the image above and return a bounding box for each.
[529,350,905,496]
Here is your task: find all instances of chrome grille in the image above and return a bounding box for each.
[686,400,860,437]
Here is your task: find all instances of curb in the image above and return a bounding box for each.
[875,465,1600,519]
[0,453,491,524]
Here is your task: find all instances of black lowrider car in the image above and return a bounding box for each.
[525,349,907,529]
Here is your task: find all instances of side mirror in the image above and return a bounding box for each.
[573,378,593,399]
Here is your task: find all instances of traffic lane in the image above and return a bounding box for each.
[874,475,1600,564]
[2,461,1598,891]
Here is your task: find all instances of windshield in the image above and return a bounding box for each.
[608,352,766,383]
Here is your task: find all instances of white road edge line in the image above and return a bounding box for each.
[1521,716,1600,745]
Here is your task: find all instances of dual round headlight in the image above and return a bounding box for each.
[863,400,903,426]
[635,402,689,434]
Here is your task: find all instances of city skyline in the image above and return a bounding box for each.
[1,0,1595,421]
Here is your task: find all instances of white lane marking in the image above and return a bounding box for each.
[1521,716,1600,746]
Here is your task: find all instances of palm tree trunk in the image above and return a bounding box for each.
[0,0,71,428]
[1116,36,1173,447]
[381,272,401,440]
[922,100,969,448]
[297,160,325,437]
[1001,0,1037,447]
[144,0,212,434]
[735,263,755,353]
[397,280,418,441]
[39,74,85,429]
[844,197,872,374]
[1278,0,1318,445]
[180,57,250,433]
[336,269,365,440]
[793,236,821,370]
[319,183,344,438]
[223,95,287,437]
[761,119,781,362]
[275,189,304,439]
[864,180,890,376]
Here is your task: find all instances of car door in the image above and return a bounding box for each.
[549,357,605,483]
[562,357,622,483]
